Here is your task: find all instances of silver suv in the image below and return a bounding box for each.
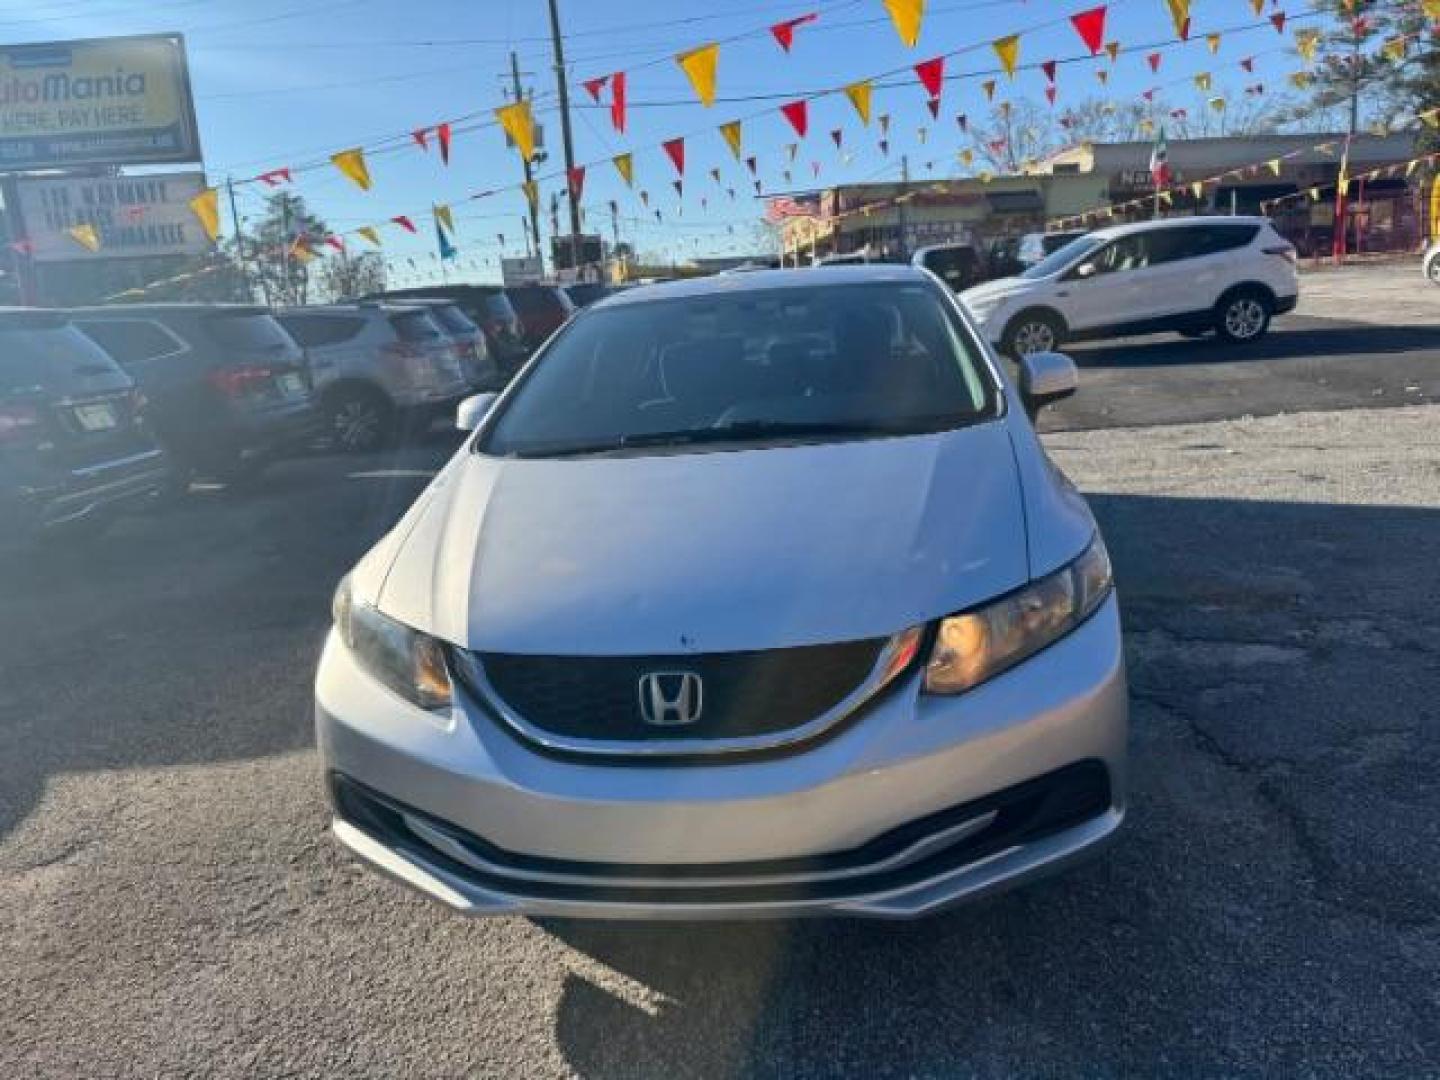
[277,304,468,452]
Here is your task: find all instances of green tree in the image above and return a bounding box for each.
[242,191,327,306]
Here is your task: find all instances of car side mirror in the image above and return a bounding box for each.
[456,392,497,432]
[1018,351,1078,419]
[1073,262,1098,280]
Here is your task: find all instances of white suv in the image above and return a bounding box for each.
[962,217,1299,357]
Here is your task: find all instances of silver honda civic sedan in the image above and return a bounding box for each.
[315,265,1127,919]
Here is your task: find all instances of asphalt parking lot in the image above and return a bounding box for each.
[3,268,1439,1077]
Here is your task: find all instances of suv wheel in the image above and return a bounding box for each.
[1001,311,1063,358]
[1215,290,1272,344]
[326,387,393,453]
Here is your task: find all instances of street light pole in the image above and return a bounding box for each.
[546,0,583,278]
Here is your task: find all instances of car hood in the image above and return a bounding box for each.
[960,277,1034,306]
[376,421,1031,655]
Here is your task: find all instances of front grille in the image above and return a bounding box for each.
[467,639,887,744]
[328,762,1113,905]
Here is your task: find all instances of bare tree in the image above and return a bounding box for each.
[317,252,386,302]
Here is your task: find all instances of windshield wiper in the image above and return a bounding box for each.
[505,417,961,458]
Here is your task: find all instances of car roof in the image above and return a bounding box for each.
[66,302,270,317]
[275,303,422,315]
[1086,215,1270,243]
[596,264,930,309]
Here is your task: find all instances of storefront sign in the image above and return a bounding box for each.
[15,170,209,261]
[500,255,543,285]
[0,34,199,169]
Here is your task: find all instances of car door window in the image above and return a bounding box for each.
[74,320,183,366]
[1144,229,1209,266]
[1076,236,1149,278]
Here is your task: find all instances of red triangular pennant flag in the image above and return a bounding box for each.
[582,75,608,102]
[878,138,889,155]
[770,12,817,52]
[926,97,940,119]
[325,235,345,252]
[1041,59,1058,82]
[436,122,451,165]
[662,136,685,175]
[258,167,292,186]
[780,99,808,137]
[831,128,843,148]
[1070,6,1107,55]
[412,128,429,151]
[1147,52,1162,72]
[914,56,945,99]
[1045,85,1057,105]
[610,71,627,133]
[1270,11,1286,33]
[1142,88,1156,101]
[1240,56,1254,72]
[567,165,586,203]
[745,155,758,175]
[956,113,968,132]
[672,179,683,197]
[391,215,417,234]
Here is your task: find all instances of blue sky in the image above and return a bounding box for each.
[3,0,1324,282]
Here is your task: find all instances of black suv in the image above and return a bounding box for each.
[69,304,316,485]
[1,309,168,542]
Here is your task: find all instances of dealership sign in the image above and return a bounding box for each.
[0,34,199,170]
[15,171,211,261]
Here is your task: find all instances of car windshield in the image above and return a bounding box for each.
[481,282,995,458]
[1021,235,1103,279]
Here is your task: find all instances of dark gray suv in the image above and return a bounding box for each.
[0,309,168,543]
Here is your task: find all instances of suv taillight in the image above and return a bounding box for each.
[0,401,42,445]
[208,365,275,399]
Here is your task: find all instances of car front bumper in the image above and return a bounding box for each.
[315,596,1127,920]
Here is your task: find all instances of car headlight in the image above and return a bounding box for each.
[924,534,1113,695]
[332,576,453,711]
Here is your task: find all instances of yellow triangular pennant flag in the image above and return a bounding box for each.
[1266,159,1281,176]
[1194,72,1212,91]
[959,148,974,166]
[1251,0,1263,13]
[1289,71,1313,90]
[289,237,315,264]
[433,203,455,235]
[1105,41,1121,63]
[992,34,1020,79]
[331,148,372,191]
[1165,0,1190,38]
[1209,96,1226,112]
[1296,29,1321,62]
[1423,0,1439,17]
[676,43,719,107]
[67,223,100,252]
[521,179,539,216]
[358,226,381,246]
[613,152,634,187]
[1206,33,1221,54]
[844,80,872,126]
[1420,108,1439,128]
[496,100,536,162]
[882,0,925,47]
[978,170,993,184]
[1381,37,1407,62]
[1139,118,1155,135]
[188,187,220,243]
[719,120,743,160]
[982,79,996,101]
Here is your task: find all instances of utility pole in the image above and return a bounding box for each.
[897,155,910,260]
[609,200,621,282]
[279,194,293,305]
[225,177,265,304]
[508,51,543,268]
[545,0,583,278]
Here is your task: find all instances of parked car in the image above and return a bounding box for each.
[985,236,1023,279]
[563,283,613,309]
[1,309,168,543]
[375,286,529,379]
[69,304,315,485]
[504,284,576,351]
[276,304,469,453]
[1424,240,1440,285]
[1017,230,1089,270]
[317,265,1127,920]
[912,242,984,291]
[962,217,1299,358]
[359,297,499,391]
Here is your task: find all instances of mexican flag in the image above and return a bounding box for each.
[1149,126,1172,188]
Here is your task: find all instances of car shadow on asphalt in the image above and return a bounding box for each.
[1065,320,1440,369]
[537,493,1440,1078]
[0,441,452,842]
